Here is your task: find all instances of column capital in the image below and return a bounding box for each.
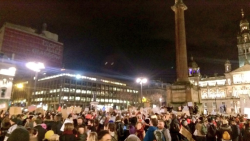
[171,0,187,12]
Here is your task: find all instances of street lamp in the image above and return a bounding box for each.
[136,77,147,103]
[26,62,45,104]
[159,97,162,107]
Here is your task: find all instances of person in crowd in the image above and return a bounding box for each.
[124,134,141,141]
[115,116,124,141]
[7,127,29,141]
[98,130,111,141]
[60,122,77,141]
[87,132,98,141]
[218,119,232,141]
[231,120,240,141]
[206,117,217,141]
[52,114,63,136]
[162,112,171,130]
[135,122,145,141]
[77,125,87,141]
[194,117,207,141]
[107,123,117,141]
[24,116,34,129]
[34,117,47,141]
[170,114,181,141]
[144,118,150,132]
[189,117,196,135]
[45,125,55,140]
[0,116,11,141]
[88,119,97,132]
[154,119,171,141]
[27,128,38,141]
[180,119,191,141]
[77,117,85,127]
[3,115,18,141]
[143,118,158,141]
[123,118,130,140]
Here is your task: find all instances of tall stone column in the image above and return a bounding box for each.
[171,0,188,82]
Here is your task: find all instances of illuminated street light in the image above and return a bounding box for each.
[26,62,45,72]
[26,62,45,103]
[16,84,23,89]
[159,97,162,107]
[136,77,147,103]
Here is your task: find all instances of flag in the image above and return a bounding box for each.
[57,106,61,112]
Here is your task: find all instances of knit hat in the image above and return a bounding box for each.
[125,134,141,141]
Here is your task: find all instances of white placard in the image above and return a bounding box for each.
[182,106,190,116]
[187,102,193,107]
[244,108,250,119]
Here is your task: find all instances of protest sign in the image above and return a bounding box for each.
[0,103,7,111]
[36,107,44,115]
[9,107,22,115]
[187,102,193,107]
[182,106,190,116]
[61,109,67,119]
[179,126,195,141]
[28,105,37,112]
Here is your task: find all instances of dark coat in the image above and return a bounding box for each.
[52,121,63,135]
[60,131,77,141]
[34,125,46,141]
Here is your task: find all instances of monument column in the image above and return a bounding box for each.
[171,0,188,82]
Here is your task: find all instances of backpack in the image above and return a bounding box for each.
[201,124,207,135]
[207,124,216,137]
[154,130,166,141]
[222,131,230,140]
[117,123,124,137]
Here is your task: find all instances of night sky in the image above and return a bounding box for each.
[0,0,249,82]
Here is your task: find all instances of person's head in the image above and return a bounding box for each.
[182,120,188,126]
[54,115,62,122]
[9,115,18,125]
[107,123,116,132]
[98,130,111,141]
[150,118,158,127]
[47,125,52,130]
[88,132,98,141]
[136,122,143,130]
[77,117,83,125]
[198,117,204,123]
[8,127,29,141]
[77,125,85,134]
[231,120,236,125]
[64,123,74,131]
[157,120,165,130]
[88,119,94,126]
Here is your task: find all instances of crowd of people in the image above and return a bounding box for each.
[0,108,249,141]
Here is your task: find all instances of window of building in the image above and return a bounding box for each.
[69,96,74,101]
[204,103,207,107]
[82,90,86,94]
[212,102,216,107]
[76,97,80,101]
[76,89,81,93]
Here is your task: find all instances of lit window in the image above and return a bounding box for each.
[76,97,80,100]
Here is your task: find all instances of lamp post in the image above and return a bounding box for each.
[159,97,162,107]
[136,77,147,104]
[26,62,45,104]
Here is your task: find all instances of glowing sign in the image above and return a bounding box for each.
[0,67,16,76]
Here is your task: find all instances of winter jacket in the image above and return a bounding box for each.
[143,126,157,141]
[34,125,47,141]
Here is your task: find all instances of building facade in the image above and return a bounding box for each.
[0,22,63,68]
[30,72,139,110]
[0,59,16,109]
[188,10,250,114]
